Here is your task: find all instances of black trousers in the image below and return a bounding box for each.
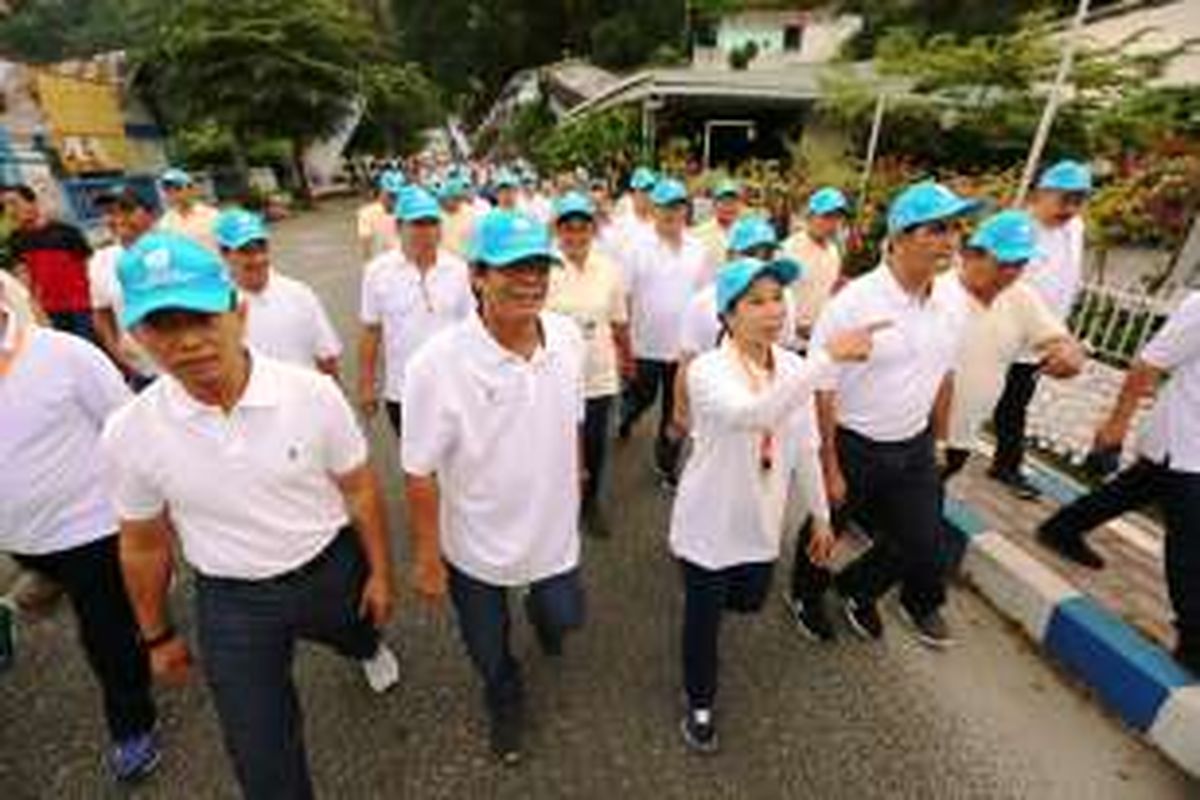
[581,395,614,511]
[1040,459,1200,667]
[13,535,156,742]
[620,358,682,475]
[791,427,945,617]
[680,559,774,710]
[991,362,1041,477]
[194,529,379,800]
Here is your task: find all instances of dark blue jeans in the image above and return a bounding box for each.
[447,563,585,715]
[680,559,775,710]
[194,529,379,800]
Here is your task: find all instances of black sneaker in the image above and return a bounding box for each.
[680,708,718,754]
[842,596,884,640]
[987,469,1042,501]
[1036,529,1106,570]
[900,604,954,649]
[489,702,524,766]
[785,594,836,642]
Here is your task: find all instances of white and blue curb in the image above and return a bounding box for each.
[944,470,1200,778]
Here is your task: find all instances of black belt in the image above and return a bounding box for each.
[837,425,932,451]
[196,525,355,587]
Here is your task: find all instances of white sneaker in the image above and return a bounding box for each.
[360,643,399,693]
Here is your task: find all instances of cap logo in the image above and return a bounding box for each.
[142,247,176,288]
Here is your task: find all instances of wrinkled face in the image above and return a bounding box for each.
[807,212,844,242]
[726,276,786,346]
[473,259,552,324]
[714,196,742,226]
[893,218,963,277]
[224,240,271,293]
[555,216,594,258]
[654,202,687,238]
[134,301,245,391]
[961,249,1025,305]
[1031,189,1087,228]
[403,219,441,255]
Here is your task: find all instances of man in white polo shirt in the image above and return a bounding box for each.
[619,177,708,486]
[784,186,849,349]
[359,186,473,436]
[690,178,743,281]
[402,209,586,765]
[156,168,219,252]
[103,232,397,800]
[216,208,342,379]
[1037,290,1200,674]
[789,181,978,648]
[990,159,1092,499]
[0,299,160,783]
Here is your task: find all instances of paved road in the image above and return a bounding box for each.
[0,199,1193,799]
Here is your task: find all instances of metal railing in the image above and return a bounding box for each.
[1068,281,1187,367]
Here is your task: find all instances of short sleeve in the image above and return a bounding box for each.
[808,295,849,391]
[101,413,166,521]
[401,349,451,476]
[67,335,132,426]
[304,287,343,359]
[1142,294,1200,371]
[314,375,368,475]
[88,250,116,308]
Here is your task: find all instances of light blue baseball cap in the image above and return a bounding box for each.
[712,178,741,200]
[471,210,561,268]
[716,256,801,316]
[630,167,657,192]
[650,177,688,207]
[887,180,982,235]
[968,209,1043,265]
[378,169,406,196]
[396,186,441,223]
[493,169,520,190]
[159,167,193,188]
[808,186,849,216]
[436,177,468,202]
[552,191,596,222]
[728,215,779,255]
[214,208,269,250]
[1037,159,1093,193]
[117,232,235,329]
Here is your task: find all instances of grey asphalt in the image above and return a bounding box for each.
[0,198,1193,799]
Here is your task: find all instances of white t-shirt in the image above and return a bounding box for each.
[546,251,627,398]
[89,243,158,377]
[360,249,474,401]
[1,324,131,555]
[812,263,968,442]
[1138,291,1200,473]
[670,343,833,570]
[934,272,1067,449]
[401,311,586,586]
[101,354,368,579]
[241,271,342,369]
[625,232,708,361]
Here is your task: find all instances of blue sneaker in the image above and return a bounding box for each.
[109,731,160,782]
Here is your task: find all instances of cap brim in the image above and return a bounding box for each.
[120,283,233,329]
[482,247,562,268]
[401,213,441,223]
[219,233,268,250]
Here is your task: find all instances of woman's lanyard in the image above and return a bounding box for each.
[730,341,776,475]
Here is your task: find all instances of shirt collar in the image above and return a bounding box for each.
[465,311,549,368]
[162,350,280,419]
[879,261,933,307]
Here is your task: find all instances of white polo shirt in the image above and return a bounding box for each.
[401,311,585,586]
[678,283,799,358]
[1,323,131,555]
[101,354,368,580]
[811,263,968,442]
[670,342,833,569]
[360,249,473,402]
[625,232,707,361]
[241,271,342,369]
[690,217,732,285]
[546,250,627,398]
[1137,291,1200,474]
[1023,215,1085,322]
[783,228,843,331]
[933,271,1067,448]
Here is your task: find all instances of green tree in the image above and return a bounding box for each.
[349,62,445,156]
[133,0,377,202]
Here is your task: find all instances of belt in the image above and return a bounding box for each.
[196,526,356,587]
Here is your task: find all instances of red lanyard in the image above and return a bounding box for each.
[731,342,776,474]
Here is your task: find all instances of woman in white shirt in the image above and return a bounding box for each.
[669,256,877,754]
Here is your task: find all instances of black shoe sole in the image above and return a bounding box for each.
[841,598,883,641]
[1036,532,1105,570]
[783,593,835,643]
